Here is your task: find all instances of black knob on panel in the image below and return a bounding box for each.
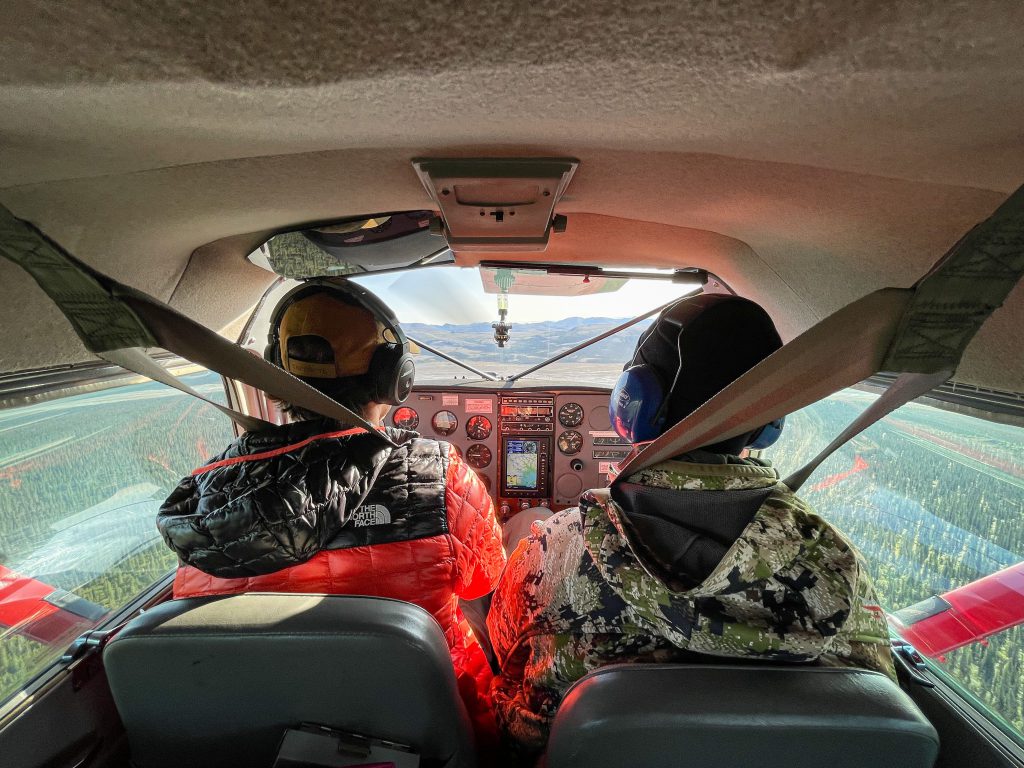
[570,459,584,472]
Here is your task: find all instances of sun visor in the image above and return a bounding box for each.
[412,157,578,251]
[480,266,626,296]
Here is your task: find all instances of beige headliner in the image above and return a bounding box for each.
[1,1,1022,391]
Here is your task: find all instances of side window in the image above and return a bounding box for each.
[0,366,234,705]
[762,390,1024,738]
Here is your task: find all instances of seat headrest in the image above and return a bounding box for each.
[547,664,938,768]
[104,594,474,768]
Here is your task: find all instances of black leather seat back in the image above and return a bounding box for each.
[546,664,938,768]
[103,594,474,768]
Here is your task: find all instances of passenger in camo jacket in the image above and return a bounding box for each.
[487,295,895,754]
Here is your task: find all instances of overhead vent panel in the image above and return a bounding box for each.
[412,157,578,251]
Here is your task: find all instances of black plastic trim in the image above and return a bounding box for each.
[921,662,1024,767]
[0,353,234,418]
[860,374,1024,427]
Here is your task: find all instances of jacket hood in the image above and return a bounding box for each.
[610,457,779,591]
[157,420,418,578]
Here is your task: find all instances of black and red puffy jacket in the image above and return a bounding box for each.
[157,419,505,730]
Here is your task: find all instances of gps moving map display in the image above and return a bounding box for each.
[505,439,539,490]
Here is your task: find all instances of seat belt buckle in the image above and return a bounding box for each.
[891,639,936,689]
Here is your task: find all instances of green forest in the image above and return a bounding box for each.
[1,373,1022,740]
[765,390,1024,735]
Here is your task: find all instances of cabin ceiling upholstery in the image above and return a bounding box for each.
[0,0,1022,391]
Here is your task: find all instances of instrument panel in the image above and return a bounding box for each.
[386,387,628,521]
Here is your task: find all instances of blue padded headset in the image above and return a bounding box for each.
[747,418,785,449]
[609,302,784,448]
[609,318,684,443]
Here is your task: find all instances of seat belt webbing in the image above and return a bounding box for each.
[781,369,950,492]
[0,205,394,445]
[112,284,393,442]
[99,347,269,433]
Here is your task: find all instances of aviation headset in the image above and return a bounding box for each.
[265,279,416,406]
[609,294,785,447]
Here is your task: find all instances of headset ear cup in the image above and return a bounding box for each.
[394,354,415,403]
[748,417,785,450]
[609,365,667,443]
[369,344,396,404]
[369,343,415,405]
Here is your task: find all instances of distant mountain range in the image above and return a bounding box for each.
[404,316,648,366]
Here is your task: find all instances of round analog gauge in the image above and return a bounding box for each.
[391,406,419,430]
[558,402,584,428]
[466,444,493,469]
[557,430,584,455]
[431,410,458,436]
[466,415,492,440]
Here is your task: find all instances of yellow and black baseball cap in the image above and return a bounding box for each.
[277,291,417,379]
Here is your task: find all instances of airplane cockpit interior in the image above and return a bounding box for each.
[1,5,1023,768]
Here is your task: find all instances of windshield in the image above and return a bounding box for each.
[343,266,704,386]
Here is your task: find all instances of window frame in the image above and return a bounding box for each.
[910,654,1024,765]
[0,352,206,409]
[930,656,1024,754]
[0,571,174,729]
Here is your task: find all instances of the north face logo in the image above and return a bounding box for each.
[352,504,392,527]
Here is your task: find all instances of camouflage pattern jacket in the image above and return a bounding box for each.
[487,457,896,753]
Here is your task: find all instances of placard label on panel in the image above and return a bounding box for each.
[589,430,620,438]
[442,394,459,406]
[464,398,493,414]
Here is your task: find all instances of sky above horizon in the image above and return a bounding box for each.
[354,266,699,325]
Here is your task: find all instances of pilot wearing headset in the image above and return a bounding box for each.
[157,280,506,745]
[486,294,895,755]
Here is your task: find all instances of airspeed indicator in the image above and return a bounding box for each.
[392,406,419,430]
